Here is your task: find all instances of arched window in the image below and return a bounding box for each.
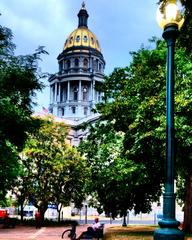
[74,58,79,67]
[66,60,71,68]
[76,35,80,42]
[84,36,88,42]
[72,106,76,114]
[91,37,94,44]
[83,58,88,68]
[99,63,102,71]
[73,86,78,101]
[59,61,63,72]
[96,59,99,70]
[82,86,88,101]
[93,60,97,70]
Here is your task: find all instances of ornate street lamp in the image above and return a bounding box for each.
[154,1,184,240]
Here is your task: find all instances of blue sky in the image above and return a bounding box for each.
[0,0,162,112]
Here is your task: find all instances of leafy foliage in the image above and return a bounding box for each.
[80,37,192,222]
[18,116,90,219]
[0,24,46,201]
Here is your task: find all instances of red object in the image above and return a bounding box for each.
[0,209,7,218]
[35,211,42,228]
[35,211,41,219]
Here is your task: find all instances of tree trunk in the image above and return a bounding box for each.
[39,204,48,224]
[182,175,192,233]
[122,214,127,227]
[20,201,24,223]
[57,204,62,222]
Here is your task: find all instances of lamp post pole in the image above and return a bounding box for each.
[154,23,184,240]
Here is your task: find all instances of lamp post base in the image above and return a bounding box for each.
[154,220,184,240]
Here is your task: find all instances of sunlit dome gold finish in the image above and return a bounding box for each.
[64,27,101,52]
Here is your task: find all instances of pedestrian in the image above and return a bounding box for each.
[76,227,94,239]
[91,217,101,231]
[3,211,10,228]
[35,211,41,229]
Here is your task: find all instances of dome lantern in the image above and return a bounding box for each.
[63,2,102,52]
[78,2,89,28]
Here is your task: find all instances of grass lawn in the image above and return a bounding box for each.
[104,225,192,240]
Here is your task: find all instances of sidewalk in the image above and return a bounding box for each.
[0,224,90,240]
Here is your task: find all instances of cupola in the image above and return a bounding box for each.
[64,2,101,52]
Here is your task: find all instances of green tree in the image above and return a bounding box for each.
[79,118,162,219]
[20,116,89,221]
[91,38,192,231]
[79,122,126,217]
[0,24,46,202]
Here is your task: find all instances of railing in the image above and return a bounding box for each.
[58,68,104,76]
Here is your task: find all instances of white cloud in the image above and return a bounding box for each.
[0,0,74,50]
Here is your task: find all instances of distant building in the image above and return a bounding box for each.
[48,2,105,146]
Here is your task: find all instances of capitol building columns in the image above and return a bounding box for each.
[48,2,105,145]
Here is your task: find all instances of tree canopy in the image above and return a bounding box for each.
[80,37,192,231]
[18,116,90,220]
[79,119,162,218]
[0,24,46,202]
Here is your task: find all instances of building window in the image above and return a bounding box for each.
[98,91,102,102]
[84,107,88,115]
[61,108,64,116]
[83,58,88,68]
[91,37,94,44]
[84,36,88,42]
[74,58,79,67]
[73,86,78,101]
[59,61,63,72]
[72,106,76,114]
[96,59,99,70]
[99,63,102,71]
[93,60,97,70]
[70,36,73,43]
[57,83,59,95]
[66,60,71,68]
[82,86,88,101]
[76,35,80,42]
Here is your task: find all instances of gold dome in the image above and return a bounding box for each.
[64,27,101,52]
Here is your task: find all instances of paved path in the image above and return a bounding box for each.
[0,225,91,240]
[0,222,157,240]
